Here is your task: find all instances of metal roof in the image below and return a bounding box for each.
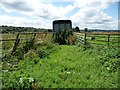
[53,20,72,24]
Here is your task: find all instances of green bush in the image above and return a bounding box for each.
[36,43,54,59]
[93,45,119,72]
[14,48,25,60]
[53,29,76,45]
[23,38,36,53]
[24,49,38,59]
[37,48,47,59]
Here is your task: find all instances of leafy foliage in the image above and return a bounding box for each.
[2,44,119,88]
[53,29,76,45]
[1,32,119,89]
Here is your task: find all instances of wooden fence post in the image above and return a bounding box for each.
[32,33,36,41]
[84,32,87,46]
[108,34,110,46]
[84,28,87,46]
[45,32,47,37]
[11,33,20,55]
[30,33,36,48]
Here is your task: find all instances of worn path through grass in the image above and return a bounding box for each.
[2,45,118,88]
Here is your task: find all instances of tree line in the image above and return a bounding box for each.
[1,25,82,33]
[1,25,52,33]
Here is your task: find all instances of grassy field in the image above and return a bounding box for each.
[1,32,120,89]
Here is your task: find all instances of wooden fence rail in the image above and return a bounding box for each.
[1,31,120,55]
[1,32,50,55]
[0,38,37,41]
[75,31,120,47]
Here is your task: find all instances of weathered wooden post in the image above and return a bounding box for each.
[11,33,20,55]
[108,34,110,46]
[84,28,87,47]
[44,32,47,37]
[31,33,36,48]
[32,33,36,41]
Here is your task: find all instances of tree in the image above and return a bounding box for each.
[84,28,88,32]
[74,26,80,32]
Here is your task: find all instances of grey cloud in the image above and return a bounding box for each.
[38,14,59,20]
[0,1,33,12]
[38,10,51,19]
[94,19,112,24]
[39,14,49,19]
[38,10,60,20]
[73,17,113,28]
[94,21,104,24]
[86,20,111,25]
[102,19,111,22]
[85,11,96,18]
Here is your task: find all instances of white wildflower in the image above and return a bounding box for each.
[66,71,71,74]
[29,77,34,83]
[107,67,110,70]
[19,78,23,83]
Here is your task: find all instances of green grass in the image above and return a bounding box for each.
[1,32,119,89]
[2,44,119,88]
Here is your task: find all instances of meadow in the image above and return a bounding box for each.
[1,32,120,89]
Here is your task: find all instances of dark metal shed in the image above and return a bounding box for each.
[53,20,72,33]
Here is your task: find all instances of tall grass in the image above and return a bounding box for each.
[2,44,119,88]
[1,32,119,88]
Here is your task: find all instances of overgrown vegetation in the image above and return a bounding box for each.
[1,32,119,89]
[2,46,119,88]
[53,29,76,45]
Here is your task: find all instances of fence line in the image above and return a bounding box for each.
[75,31,120,47]
[86,32,120,35]
[1,31,120,55]
[1,32,50,55]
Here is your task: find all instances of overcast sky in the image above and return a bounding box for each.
[0,0,119,30]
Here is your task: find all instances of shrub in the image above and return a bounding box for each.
[104,59,119,72]
[23,38,36,53]
[53,29,76,45]
[14,48,25,60]
[24,49,38,59]
[37,48,48,59]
